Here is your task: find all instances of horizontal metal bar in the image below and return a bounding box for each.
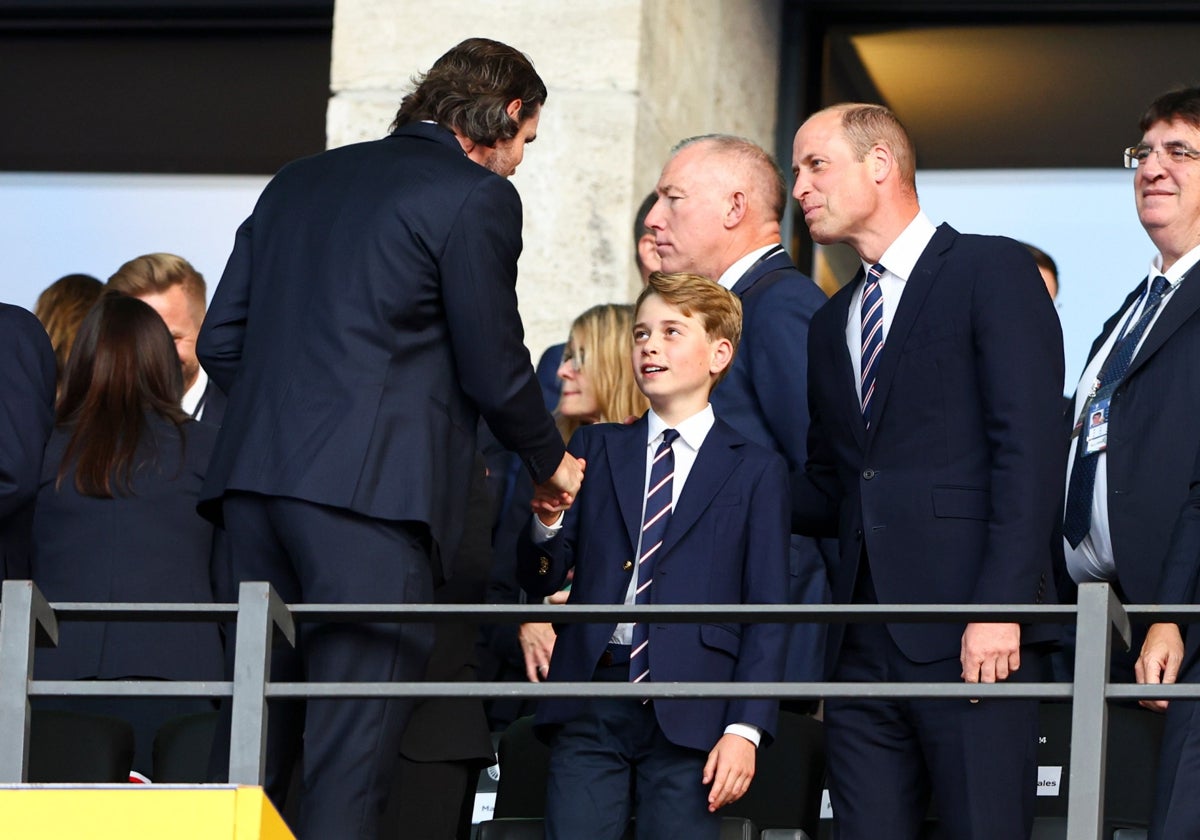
[41,602,1082,624]
[44,603,238,622]
[283,603,1082,624]
[29,680,231,698]
[44,601,1200,624]
[1118,605,1200,620]
[263,680,1076,700]
[33,677,1200,702]
[1107,683,1200,700]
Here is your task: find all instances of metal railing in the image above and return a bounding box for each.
[2,579,1199,839]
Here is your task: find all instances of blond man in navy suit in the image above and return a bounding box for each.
[791,104,1063,839]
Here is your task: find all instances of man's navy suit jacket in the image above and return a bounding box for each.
[518,415,790,753]
[794,224,1064,668]
[0,304,55,581]
[196,377,227,428]
[1060,265,1200,607]
[196,122,564,573]
[715,248,834,681]
[717,248,828,480]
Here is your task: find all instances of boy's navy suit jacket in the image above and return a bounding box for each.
[518,413,790,752]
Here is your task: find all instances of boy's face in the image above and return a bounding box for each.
[632,293,731,417]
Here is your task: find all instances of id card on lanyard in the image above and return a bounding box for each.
[1080,384,1114,455]
[1071,284,1152,455]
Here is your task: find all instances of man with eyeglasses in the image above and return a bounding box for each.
[1060,87,1200,703]
[1115,87,1200,839]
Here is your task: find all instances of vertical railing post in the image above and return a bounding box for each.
[0,581,57,783]
[1066,582,1131,840]
[228,581,295,786]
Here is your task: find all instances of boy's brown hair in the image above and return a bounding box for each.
[635,271,742,384]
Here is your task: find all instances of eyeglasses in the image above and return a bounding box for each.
[560,346,585,372]
[1124,144,1200,169]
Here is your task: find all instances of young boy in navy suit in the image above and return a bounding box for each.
[518,271,791,840]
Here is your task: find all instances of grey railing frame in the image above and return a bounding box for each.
[3,579,1199,839]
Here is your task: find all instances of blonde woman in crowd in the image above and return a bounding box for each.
[480,303,650,724]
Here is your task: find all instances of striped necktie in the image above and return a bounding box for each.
[629,428,679,686]
[860,263,886,427]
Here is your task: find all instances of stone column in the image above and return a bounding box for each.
[328,0,782,357]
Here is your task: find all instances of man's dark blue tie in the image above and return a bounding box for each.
[860,263,886,428]
[630,428,679,687]
[1063,274,1172,547]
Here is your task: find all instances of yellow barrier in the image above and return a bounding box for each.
[0,785,293,839]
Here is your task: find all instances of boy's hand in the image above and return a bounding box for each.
[535,509,564,527]
[702,733,756,812]
[532,455,586,513]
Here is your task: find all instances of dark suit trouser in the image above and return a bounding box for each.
[544,660,719,840]
[1151,695,1200,839]
[213,493,434,840]
[825,618,1039,840]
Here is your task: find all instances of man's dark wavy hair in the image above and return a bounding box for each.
[1139,86,1200,133]
[391,37,546,146]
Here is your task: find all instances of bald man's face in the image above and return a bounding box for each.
[644,144,733,281]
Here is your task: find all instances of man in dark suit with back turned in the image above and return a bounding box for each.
[0,303,55,581]
[644,134,832,690]
[790,103,1063,839]
[197,38,583,840]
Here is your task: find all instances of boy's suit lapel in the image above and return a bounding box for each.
[659,420,741,559]
[608,417,651,554]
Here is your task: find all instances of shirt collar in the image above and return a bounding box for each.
[716,243,783,290]
[1150,239,1200,286]
[860,211,937,281]
[181,367,208,417]
[646,404,715,450]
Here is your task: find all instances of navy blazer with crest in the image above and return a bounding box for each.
[518,415,790,752]
[793,223,1065,669]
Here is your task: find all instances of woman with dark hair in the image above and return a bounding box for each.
[31,291,223,778]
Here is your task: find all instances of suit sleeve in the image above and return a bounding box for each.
[516,430,589,598]
[969,243,1065,604]
[1155,447,1200,605]
[745,282,823,477]
[197,215,254,394]
[791,307,842,538]
[0,307,55,521]
[726,452,790,739]
[439,177,564,484]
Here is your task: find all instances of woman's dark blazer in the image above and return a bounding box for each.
[32,416,223,682]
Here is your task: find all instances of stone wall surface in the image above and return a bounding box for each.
[329,0,782,359]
